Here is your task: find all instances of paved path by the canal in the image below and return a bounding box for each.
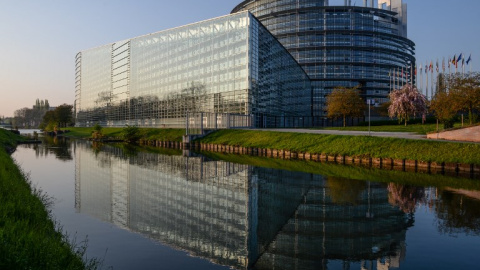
[248,128,428,140]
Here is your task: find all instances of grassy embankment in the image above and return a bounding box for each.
[323,122,465,135]
[197,129,480,164]
[62,127,184,142]
[0,129,98,270]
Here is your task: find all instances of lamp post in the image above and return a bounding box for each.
[367,99,372,136]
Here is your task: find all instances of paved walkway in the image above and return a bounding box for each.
[248,128,427,140]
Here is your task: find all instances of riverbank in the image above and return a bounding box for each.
[196,129,480,166]
[60,127,184,142]
[0,129,98,269]
[62,127,480,166]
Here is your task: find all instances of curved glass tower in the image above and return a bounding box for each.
[232,0,416,117]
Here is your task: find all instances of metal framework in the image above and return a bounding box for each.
[232,0,416,116]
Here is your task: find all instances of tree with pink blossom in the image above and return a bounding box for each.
[388,84,427,126]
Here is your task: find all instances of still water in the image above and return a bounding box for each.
[12,137,480,270]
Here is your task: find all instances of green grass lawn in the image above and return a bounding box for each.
[62,127,185,142]
[0,129,99,269]
[322,122,465,135]
[197,129,480,164]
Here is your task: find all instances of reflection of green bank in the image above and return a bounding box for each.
[75,141,419,269]
[200,152,480,191]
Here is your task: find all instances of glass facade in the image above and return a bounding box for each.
[232,0,416,116]
[75,12,311,128]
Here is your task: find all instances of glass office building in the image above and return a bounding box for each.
[232,0,416,117]
[75,11,311,128]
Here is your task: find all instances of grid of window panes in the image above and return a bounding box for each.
[75,143,253,269]
[128,12,251,127]
[233,1,416,116]
[76,11,311,127]
[75,45,112,125]
[250,17,312,127]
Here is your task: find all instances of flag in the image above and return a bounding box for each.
[466,54,472,65]
[462,58,465,67]
[452,55,456,65]
[448,58,451,68]
[457,53,463,63]
[430,61,433,73]
[425,65,428,74]
[436,60,439,72]
[442,58,445,72]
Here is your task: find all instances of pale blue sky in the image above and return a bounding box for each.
[1,0,479,117]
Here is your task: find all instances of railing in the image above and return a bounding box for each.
[186,112,253,136]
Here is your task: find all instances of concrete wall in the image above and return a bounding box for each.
[427,125,480,143]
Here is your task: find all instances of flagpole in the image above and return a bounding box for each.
[431,63,434,100]
[420,66,423,95]
[448,57,451,92]
[426,63,429,100]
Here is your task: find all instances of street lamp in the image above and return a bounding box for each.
[367,99,373,136]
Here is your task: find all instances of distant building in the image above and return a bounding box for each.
[75,12,311,128]
[232,0,415,117]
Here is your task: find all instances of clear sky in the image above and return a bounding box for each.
[1,0,479,117]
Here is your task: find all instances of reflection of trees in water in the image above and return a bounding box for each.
[33,136,73,161]
[327,176,366,205]
[435,190,480,236]
[387,183,426,214]
[386,183,480,236]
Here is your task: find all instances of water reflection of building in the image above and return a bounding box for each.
[75,142,413,269]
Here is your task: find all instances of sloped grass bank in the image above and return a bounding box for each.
[62,127,184,142]
[197,130,480,164]
[323,122,465,135]
[0,129,98,270]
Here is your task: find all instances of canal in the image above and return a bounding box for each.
[12,136,480,270]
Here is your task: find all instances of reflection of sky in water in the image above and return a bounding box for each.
[12,139,480,270]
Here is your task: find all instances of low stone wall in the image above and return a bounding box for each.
[427,125,480,143]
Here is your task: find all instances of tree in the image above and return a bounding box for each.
[121,125,141,143]
[39,110,57,130]
[327,177,366,205]
[40,104,74,130]
[55,104,74,128]
[430,91,458,129]
[388,84,427,126]
[326,86,366,127]
[448,72,480,125]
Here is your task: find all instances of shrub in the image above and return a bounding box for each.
[121,125,141,143]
